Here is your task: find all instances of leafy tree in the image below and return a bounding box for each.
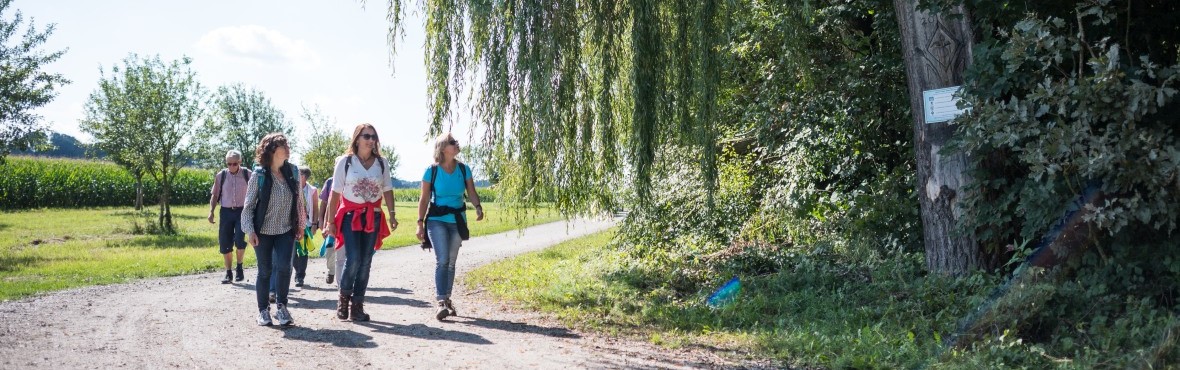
[82,54,207,232]
[382,0,726,215]
[194,83,292,169]
[0,0,68,163]
[297,104,347,182]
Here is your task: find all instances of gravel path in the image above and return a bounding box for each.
[0,219,762,369]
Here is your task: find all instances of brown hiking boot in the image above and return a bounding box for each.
[350,296,370,322]
[337,293,350,320]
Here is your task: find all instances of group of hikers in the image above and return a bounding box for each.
[207,123,484,326]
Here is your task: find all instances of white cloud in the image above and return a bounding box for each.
[195,25,321,70]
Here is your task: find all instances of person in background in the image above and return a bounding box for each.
[318,176,343,285]
[242,133,306,327]
[292,167,319,287]
[207,150,250,284]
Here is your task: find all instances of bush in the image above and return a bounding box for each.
[0,156,214,209]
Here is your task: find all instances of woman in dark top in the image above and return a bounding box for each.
[242,132,306,327]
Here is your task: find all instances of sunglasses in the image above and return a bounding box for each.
[227,162,240,166]
[447,139,459,146]
[359,133,379,141]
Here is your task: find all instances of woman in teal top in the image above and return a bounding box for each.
[415,132,484,321]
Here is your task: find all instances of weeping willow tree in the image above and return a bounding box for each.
[381,0,727,215]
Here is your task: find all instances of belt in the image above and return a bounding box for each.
[223,206,244,211]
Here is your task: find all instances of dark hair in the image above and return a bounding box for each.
[254,132,290,168]
[298,166,312,179]
[347,123,382,158]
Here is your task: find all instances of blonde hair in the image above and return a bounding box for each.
[432,132,458,163]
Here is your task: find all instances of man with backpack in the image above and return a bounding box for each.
[208,150,251,284]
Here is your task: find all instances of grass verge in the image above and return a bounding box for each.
[465,229,1079,368]
[0,203,559,301]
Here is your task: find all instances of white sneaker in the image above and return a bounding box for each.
[275,304,294,326]
[257,309,273,326]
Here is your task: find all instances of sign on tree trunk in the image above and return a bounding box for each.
[893,0,981,275]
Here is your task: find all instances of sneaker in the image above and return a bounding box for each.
[268,292,276,304]
[325,274,334,284]
[444,298,458,317]
[295,278,304,288]
[221,270,232,284]
[275,304,294,326]
[257,309,273,326]
[435,300,450,321]
[234,264,244,282]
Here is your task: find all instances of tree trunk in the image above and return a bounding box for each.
[893,0,981,275]
[160,170,174,234]
[134,175,144,211]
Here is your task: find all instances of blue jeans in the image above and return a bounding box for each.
[254,230,295,311]
[426,220,462,300]
[339,212,378,298]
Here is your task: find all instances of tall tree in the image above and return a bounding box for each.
[0,0,68,164]
[297,104,347,182]
[82,54,207,232]
[381,0,726,215]
[194,83,292,169]
[892,0,980,275]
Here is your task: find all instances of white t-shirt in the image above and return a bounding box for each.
[331,154,392,204]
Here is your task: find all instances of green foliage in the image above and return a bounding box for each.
[297,104,348,182]
[958,0,1180,248]
[0,0,69,164]
[0,156,212,209]
[384,0,727,215]
[192,83,293,169]
[81,53,209,233]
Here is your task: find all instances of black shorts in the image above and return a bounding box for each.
[218,207,247,254]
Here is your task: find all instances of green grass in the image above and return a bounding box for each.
[466,229,1029,369]
[0,203,560,301]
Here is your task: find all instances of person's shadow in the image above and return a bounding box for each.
[354,320,493,345]
[281,327,378,348]
[448,316,580,339]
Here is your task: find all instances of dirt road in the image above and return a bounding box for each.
[0,219,760,369]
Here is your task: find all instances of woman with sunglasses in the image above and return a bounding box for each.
[242,133,306,326]
[416,132,484,321]
[324,123,398,322]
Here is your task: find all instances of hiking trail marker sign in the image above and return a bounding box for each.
[922,85,968,124]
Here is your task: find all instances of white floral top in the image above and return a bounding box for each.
[331,154,392,204]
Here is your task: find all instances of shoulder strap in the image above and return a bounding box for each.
[345,155,352,174]
[430,164,439,200]
[214,169,227,204]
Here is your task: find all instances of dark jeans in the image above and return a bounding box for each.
[218,207,247,254]
[339,212,378,299]
[293,255,308,280]
[254,230,294,311]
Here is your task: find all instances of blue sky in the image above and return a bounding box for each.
[14,0,469,180]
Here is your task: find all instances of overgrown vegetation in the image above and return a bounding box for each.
[446,0,1179,367]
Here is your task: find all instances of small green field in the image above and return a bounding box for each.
[0,203,559,301]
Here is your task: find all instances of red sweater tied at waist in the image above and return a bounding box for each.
[333,198,391,250]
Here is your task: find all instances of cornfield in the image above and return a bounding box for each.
[0,156,214,210]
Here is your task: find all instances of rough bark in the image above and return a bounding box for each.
[893,0,981,275]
